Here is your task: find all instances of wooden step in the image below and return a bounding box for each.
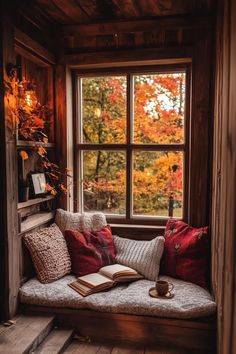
[0,315,54,354]
[34,328,74,354]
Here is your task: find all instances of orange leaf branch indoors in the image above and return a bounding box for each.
[5,74,72,196]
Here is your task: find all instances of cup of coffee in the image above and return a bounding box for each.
[155,280,174,296]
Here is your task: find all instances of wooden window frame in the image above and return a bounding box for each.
[73,63,191,226]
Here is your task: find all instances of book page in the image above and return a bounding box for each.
[69,280,113,297]
[99,263,139,279]
[78,272,113,288]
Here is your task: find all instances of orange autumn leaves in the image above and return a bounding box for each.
[134,74,184,144]
[19,146,69,196]
[82,76,126,144]
[15,79,70,196]
[82,73,185,215]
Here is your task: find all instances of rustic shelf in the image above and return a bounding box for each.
[20,211,55,234]
[17,195,55,210]
[17,140,55,149]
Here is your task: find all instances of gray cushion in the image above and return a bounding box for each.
[19,275,216,319]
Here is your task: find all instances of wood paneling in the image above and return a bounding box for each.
[211,1,236,354]
[63,15,211,37]
[189,31,213,226]
[55,61,68,210]
[0,2,19,320]
[32,0,215,25]
[15,28,55,65]
[66,47,192,68]
[21,305,216,353]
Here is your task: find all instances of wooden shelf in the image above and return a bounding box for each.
[17,195,55,210]
[17,140,55,149]
[20,211,55,234]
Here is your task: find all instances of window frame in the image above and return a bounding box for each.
[73,63,191,226]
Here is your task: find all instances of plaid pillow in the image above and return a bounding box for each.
[64,225,115,276]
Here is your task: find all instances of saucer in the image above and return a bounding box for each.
[149,287,175,299]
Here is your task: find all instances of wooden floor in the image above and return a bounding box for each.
[0,315,212,354]
[63,339,202,354]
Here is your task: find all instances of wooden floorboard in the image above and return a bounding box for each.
[63,340,101,354]
[63,340,203,354]
[112,344,145,353]
[0,315,215,354]
[34,328,74,353]
[0,315,54,354]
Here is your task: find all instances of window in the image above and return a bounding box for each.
[75,66,189,224]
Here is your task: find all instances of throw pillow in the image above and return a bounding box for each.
[23,223,71,283]
[162,219,210,288]
[113,235,164,281]
[64,225,115,276]
[55,208,107,234]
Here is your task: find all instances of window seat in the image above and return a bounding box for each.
[19,275,215,320]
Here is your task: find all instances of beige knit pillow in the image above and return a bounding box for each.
[55,208,107,234]
[113,235,164,281]
[23,223,71,283]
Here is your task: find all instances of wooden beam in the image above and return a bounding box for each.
[14,28,56,65]
[189,30,213,227]
[63,15,212,37]
[55,60,68,210]
[66,47,192,68]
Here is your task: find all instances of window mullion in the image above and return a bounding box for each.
[126,74,132,219]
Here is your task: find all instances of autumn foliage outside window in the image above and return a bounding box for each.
[76,68,187,221]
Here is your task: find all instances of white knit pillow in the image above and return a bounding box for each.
[55,209,107,234]
[113,235,164,281]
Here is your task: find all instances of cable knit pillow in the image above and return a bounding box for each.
[23,223,71,284]
[55,209,107,234]
[113,235,164,281]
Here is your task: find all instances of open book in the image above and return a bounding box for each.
[68,264,143,296]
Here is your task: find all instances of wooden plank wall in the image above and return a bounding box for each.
[211,0,236,353]
[67,27,213,228]
[0,3,19,319]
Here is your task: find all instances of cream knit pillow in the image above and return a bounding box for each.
[113,235,164,281]
[55,209,107,234]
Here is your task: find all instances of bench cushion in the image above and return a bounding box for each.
[19,275,216,319]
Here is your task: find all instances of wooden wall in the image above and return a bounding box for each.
[0,2,19,319]
[211,0,236,353]
[0,2,215,320]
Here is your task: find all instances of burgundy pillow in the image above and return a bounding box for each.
[64,225,115,276]
[161,219,210,288]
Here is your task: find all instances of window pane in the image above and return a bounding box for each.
[133,151,183,217]
[82,150,126,214]
[133,73,185,144]
[81,76,127,144]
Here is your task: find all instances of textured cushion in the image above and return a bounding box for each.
[113,235,164,281]
[19,275,216,319]
[55,209,107,234]
[64,225,115,276]
[162,219,210,288]
[23,224,71,283]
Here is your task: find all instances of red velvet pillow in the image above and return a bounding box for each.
[64,225,115,276]
[161,219,210,288]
